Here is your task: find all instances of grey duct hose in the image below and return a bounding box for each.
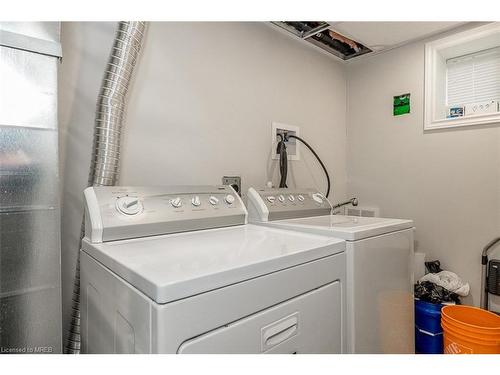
[64,21,147,354]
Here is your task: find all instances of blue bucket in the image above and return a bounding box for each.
[415,299,443,354]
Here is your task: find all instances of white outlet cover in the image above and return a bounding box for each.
[271,122,300,160]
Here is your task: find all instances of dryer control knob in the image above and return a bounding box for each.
[171,197,183,208]
[191,196,201,207]
[278,194,285,202]
[297,194,305,202]
[225,194,235,205]
[288,195,295,202]
[116,197,142,215]
[266,196,276,203]
[209,196,219,205]
[312,193,324,204]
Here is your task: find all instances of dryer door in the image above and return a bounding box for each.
[177,281,342,354]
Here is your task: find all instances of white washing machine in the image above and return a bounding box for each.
[247,187,415,354]
[80,185,346,353]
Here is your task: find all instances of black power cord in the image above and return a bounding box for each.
[277,134,288,188]
[276,133,331,198]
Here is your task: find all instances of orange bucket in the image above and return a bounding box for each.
[441,305,500,354]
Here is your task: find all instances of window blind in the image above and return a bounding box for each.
[446,47,500,107]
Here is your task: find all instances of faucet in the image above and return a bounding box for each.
[332,197,358,210]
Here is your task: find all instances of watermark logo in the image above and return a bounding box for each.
[1,346,54,354]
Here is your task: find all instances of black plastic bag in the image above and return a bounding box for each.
[425,260,443,274]
[414,281,461,304]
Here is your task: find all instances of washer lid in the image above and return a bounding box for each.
[267,215,413,241]
[81,224,345,304]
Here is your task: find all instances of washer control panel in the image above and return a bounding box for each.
[84,185,246,243]
[246,187,331,222]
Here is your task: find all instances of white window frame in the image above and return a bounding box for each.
[424,23,500,130]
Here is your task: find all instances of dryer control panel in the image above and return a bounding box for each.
[246,187,331,222]
[84,185,247,243]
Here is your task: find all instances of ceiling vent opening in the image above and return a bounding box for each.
[272,21,372,61]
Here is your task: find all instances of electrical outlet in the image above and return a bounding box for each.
[272,122,300,160]
[222,176,242,196]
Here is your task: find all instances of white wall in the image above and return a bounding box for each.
[120,23,347,192]
[346,25,500,306]
[59,22,348,334]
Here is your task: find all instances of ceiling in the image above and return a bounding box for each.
[271,21,469,62]
[329,22,466,52]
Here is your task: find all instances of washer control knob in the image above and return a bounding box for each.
[278,194,285,202]
[191,196,201,207]
[288,195,295,202]
[312,193,324,204]
[225,194,235,205]
[266,196,276,203]
[116,197,142,215]
[209,196,219,205]
[171,197,182,208]
[297,194,305,202]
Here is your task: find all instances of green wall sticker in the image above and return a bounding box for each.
[393,93,410,116]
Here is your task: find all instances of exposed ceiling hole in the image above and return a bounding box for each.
[272,21,372,60]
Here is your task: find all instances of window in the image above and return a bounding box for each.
[447,48,500,107]
[424,23,500,130]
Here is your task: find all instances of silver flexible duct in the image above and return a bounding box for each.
[64,21,147,354]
